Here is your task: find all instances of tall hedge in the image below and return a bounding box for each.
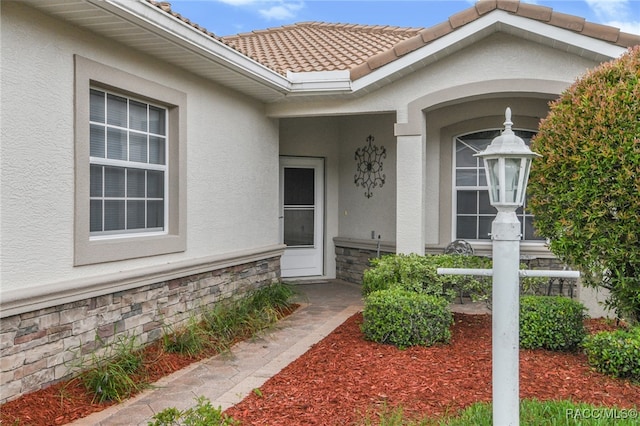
[527,46,640,323]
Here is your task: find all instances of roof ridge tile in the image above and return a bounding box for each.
[516,2,553,22]
[449,6,481,29]
[475,0,498,15]
[548,11,585,32]
[497,0,519,13]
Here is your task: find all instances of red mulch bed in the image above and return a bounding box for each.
[0,305,298,426]
[1,312,637,425]
[225,314,639,425]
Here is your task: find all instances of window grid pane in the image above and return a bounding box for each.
[455,130,539,241]
[89,88,167,235]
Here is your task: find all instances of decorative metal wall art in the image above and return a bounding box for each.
[354,135,386,198]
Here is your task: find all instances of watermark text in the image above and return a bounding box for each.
[566,408,638,420]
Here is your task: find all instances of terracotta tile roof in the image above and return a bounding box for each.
[222,22,423,75]
[148,0,640,81]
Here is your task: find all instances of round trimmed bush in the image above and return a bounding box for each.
[361,288,453,349]
[519,295,587,351]
[583,327,640,380]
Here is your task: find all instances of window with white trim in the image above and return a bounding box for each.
[454,129,543,241]
[89,89,167,236]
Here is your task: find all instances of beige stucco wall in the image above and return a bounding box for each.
[338,114,396,243]
[0,3,280,296]
[578,283,615,319]
[279,113,397,277]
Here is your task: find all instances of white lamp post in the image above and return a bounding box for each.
[474,108,541,426]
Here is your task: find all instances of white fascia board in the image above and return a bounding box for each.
[352,10,627,93]
[286,70,352,94]
[90,0,291,93]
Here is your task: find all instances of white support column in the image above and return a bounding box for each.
[396,134,425,255]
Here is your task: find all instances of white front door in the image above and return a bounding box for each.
[280,157,324,277]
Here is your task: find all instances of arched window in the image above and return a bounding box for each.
[453,129,544,241]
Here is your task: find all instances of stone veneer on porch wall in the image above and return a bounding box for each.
[0,257,280,403]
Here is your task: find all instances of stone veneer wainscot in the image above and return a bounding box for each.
[0,256,280,403]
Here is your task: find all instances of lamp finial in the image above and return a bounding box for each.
[503,107,513,134]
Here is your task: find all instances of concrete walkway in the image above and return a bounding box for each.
[69,280,364,426]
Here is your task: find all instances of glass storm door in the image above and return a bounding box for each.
[280,157,324,277]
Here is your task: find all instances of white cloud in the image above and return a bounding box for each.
[217,0,305,22]
[218,0,258,5]
[605,20,640,35]
[259,2,304,20]
[585,0,640,35]
[585,0,630,19]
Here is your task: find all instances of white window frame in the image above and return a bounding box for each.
[452,128,542,243]
[89,88,169,237]
[74,56,186,265]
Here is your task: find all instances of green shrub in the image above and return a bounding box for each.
[583,327,640,381]
[362,253,494,302]
[361,288,453,349]
[528,46,640,323]
[435,254,493,303]
[362,254,444,297]
[519,295,587,351]
[148,396,239,425]
[362,253,549,305]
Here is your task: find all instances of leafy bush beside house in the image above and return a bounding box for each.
[362,253,548,304]
[362,253,492,303]
[527,46,640,323]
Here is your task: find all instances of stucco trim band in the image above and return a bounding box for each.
[1,244,286,318]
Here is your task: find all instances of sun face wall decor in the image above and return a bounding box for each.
[354,135,386,198]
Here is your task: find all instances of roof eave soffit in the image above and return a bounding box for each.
[98,0,293,90]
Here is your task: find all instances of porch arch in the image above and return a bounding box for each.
[394,78,569,136]
[394,78,568,255]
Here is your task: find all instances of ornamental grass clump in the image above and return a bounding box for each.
[519,295,587,351]
[76,334,147,403]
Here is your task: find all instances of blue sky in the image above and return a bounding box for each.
[168,0,640,37]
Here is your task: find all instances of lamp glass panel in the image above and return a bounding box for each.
[504,157,522,204]
[486,158,499,205]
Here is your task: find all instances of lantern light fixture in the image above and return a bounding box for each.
[474,108,541,212]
